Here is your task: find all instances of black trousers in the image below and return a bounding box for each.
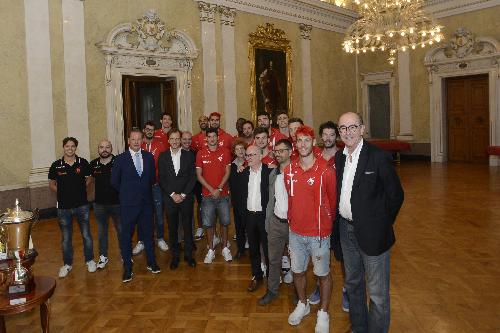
[165,195,194,259]
[233,206,246,254]
[245,210,268,279]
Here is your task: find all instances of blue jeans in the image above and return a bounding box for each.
[340,217,391,333]
[57,204,94,265]
[138,184,164,241]
[93,203,121,257]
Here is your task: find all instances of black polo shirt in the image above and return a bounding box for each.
[48,156,90,209]
[90,156,119,205]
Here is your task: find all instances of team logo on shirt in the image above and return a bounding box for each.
[218,156,223,161]
[307,177,315,185]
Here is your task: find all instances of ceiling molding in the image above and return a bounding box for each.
[425,0,500,19]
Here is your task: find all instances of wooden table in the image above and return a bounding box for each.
[0,276,56,333]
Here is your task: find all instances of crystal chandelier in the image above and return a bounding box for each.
[341,0,444,64]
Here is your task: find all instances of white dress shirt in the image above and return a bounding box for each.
[170,148,181,176]
[129,148,143,173]
[273,171,288,219]
[339,139,364,221]
[247,165,262,212]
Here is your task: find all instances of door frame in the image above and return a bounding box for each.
[424,28,500,165]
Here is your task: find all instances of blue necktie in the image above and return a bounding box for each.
[134,152,142,176]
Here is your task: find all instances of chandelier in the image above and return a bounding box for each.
[341,0,444,64]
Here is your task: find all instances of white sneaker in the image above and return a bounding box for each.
[58,264,72,278]
[132,241,144,255]
[204,249,216,264]
[222,247,232,262]
[86,260,97,273]
[315,309,330,333]
[288,300,310,326]
[96,255,108,269]
[195,227,204,240]
[282,255,291,271]
[261,262,267,277]
[283,270,293,284]
[157,239,169,252]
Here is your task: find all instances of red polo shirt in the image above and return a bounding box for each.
[284,157,336,238]
[196,146,231,197]
[261,154,277,168]
[192,128,233,152]
[141,138,166,183]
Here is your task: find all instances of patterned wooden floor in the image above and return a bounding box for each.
[3,162,500,332]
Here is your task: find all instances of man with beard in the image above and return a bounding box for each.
[154,113,173,149]
[288,117,321,161]
[234,117,246,138]
[132,121,168,255]
[192,115,208,152]
[257,112,287,151]
[276,110,290,137]
[285,126,336,333]
[241,120,255,145]
[90,140,121,269]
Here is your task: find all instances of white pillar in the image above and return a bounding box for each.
[62,0,90,159]
[219,6,237,134]
[300,24,313,128]
[24,0,56,185]
[197,1,218,117]
[397,50,414,141]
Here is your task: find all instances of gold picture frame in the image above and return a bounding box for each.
[249,23,292,124]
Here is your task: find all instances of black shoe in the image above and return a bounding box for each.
[122,268,133,283]
[234,251,245,260]
[185,257,196,267]
[147,263,161,274]
[170,257,179,270]
[258,291,278,306]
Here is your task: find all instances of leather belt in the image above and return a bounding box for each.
[340,215,354,225]
[247,210,263,215]
[274,213,288,224]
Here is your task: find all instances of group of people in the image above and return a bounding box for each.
[48,110,404,333]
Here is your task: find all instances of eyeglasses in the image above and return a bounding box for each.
[245,153,258,159]
[273,148,290,154]
[338,124,362,134]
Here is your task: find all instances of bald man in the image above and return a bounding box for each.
[90,140,122,270]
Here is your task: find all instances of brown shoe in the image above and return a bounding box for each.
[247,276,262,292]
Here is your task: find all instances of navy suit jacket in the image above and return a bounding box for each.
[111,149,155,207]
[334,141,404,256]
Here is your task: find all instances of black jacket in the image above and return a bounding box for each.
[231,164,272,213]
[158,149,196,198]
[334,141,404,256]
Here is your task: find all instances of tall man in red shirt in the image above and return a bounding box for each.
[257,112,287,151]
[191,115,208,152]
[192,112,233,152]
[196,127,233,264]
[254,127,277,169]
[284,126,336,333]
[154,113,173,149]
[133,121,169,255]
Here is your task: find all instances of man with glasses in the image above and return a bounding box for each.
[258,139,293,305]
[132,122,168,255]
[336,112,404,333]
[285,126,336,333]
[233,144,272,292]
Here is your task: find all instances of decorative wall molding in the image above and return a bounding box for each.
[193,0,357,33]
[424,0,500,19]
[198,1,218,22]
[300,24,313,127]
[361,71,396,139]
[96,9,199,153]
[397,50,414,141]
[299,23,312,40]
[219,5,236,26]
[424,27,500,165]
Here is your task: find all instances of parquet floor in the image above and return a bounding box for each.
[4,162,500,332]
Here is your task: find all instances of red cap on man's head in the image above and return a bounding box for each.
[296,125,315,139]
[209,112,221,119]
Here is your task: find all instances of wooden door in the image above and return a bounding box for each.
[446,75,489,163]
[122,76,177,142]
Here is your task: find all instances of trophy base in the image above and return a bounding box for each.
[7,278,36,296]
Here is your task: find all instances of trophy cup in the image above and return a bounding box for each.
[0,199,38,295]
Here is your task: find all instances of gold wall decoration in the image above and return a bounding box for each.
[249,23,292,124]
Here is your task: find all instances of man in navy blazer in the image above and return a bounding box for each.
[334,112,404,333]
[111,128,161,282]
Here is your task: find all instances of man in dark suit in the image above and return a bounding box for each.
[335,112,404,333]
[111,128,161,283]
[234,145,272,292]
[158,129,197,269]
